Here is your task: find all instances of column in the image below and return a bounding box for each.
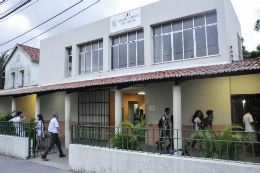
[173,86,182,155]
[35,96,40,118]
[11,97,16,112]
[65,93,71,148]
[115,90,122,133]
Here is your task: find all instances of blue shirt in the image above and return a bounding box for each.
[48,118,59,133]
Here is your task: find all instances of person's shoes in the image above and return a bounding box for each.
[59,154,66,158]
[41,157,49,161]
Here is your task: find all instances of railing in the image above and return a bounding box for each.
[71,125,260,165]
[0,121,57,158]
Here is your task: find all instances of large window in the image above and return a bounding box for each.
[153,11,219,63]
[11,73,15,88]
[66,48,72,77]
[79,40,103,75]
[19,70,24,87]
[111,30,144,70]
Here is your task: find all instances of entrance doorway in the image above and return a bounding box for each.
[128,101,138,124]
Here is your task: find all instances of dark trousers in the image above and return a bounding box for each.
[158,130,174,150]
[42,133,63,158]
[191,140,197,148]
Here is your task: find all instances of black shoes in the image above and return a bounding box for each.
[59,154,66,158]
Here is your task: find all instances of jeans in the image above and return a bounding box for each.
[158,129,174,151]
[42,133,63,158]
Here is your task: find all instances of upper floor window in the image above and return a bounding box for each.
[237,34,242,60]
[153,11,218,63]
[19,70,24,87]
[111,30,144,70]
[11,73,15,88]
[79,40,103,75]
[67,48,72,77]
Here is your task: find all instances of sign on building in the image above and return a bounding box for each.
[110,8,141,34]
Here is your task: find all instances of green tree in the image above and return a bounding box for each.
[254,19,260,32]
[0,52,8,89]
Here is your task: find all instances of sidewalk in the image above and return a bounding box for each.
[0,154,71,173]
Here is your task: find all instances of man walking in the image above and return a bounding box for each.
[41,113,66,161]
[204,110,214,129]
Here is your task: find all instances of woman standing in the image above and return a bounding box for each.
[191,110,204,149]
[35,114,44,151]
[140,109,145,124]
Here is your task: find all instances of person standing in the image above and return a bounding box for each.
[243,109,255,151]
[35,114,44,151]
[134,108,140,124]
[204,110,214,129]
[191,110,204,149]
[9,111,26,137]
[140,109,145,124]
[41,113,66,161]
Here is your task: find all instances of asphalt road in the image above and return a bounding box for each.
[0,154,72,173]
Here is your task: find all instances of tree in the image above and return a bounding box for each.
[241,37,260,59]
[0,52,9,89]
[254,19,260,32]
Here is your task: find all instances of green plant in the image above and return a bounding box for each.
[191,125,256,160]
[108,120,151,150]
[0,111,16,121]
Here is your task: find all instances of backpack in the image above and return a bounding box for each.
[198,118,205,130]
[158,115,166,128]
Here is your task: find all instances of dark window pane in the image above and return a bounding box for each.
[195,27,207,57]
[206,11,217,24]
[128,31,136,42]
[207,25,219,55]
[68,48,72,55]
[120,34,127,43]
[92,51,98,73]
[137,40,144,66]
[69,56,72,62]
[79,54,84,74]
[85,52,91,73]
[99,49,103,72]
[153,25,161,35]
[99,41,103,49]
[112,46,118,69]
[137,30,144,39]
[112,36,119,45]
[119,44,127,68]
[162,34,172,62]
[173,32,183,60]
[194,14,205,27]
[79,45,85,53]
[86,43,91,51]
[154,36,162,63]
[162,22,171,34]
[93,42,98,50]
[172,20,182,31]
[128,42,136,67]
[183,18,193,29]
[184,30,194,59]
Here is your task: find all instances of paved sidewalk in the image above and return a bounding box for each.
[0,154,72,173]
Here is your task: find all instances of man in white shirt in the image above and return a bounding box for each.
[9,111,26,137]
[243,109,255,151]
[41,113,66,161]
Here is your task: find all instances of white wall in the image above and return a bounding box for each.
[69,145,260,173]
[0,96,12,114]
[30,61,39,86]
[39,0,236,86]
[0,135,28,159]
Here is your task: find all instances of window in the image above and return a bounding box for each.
[19,70,24,87]
[67,48,72,77]
[11,73,15,88]
[237,34,242,60]
[79,40,103,75]
[111,30,144,70]
[152,11,219,63]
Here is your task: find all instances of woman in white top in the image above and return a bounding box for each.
[35,114,44,151]
[191,110,204,149]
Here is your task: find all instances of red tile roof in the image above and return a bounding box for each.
[1,58,260,96]
[18,44,40,61]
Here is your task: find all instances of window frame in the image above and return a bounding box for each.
[19,70,24,87]
[11,72,15,88]
[66,48,72,77]
[78,40,103,75]
[111,30,145,70]
[152,11,219,64]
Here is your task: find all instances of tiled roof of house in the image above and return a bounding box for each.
[1,57,260,96]
[18,44,40,61]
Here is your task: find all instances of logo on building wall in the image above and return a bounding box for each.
[112,19,117,30]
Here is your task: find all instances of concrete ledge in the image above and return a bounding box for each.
[0,135,29,159]
[69,144,259,173]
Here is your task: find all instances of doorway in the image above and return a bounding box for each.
[128,101,138,124]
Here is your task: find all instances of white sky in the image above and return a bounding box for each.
[0,0,259,53]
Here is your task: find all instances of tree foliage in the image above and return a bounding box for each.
[242,37,260,59]
[254,19,260,32]
[0,52,9,89]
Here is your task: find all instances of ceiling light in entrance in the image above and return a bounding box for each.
[138,92,145,95]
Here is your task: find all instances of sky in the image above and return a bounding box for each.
[0,0,259,54]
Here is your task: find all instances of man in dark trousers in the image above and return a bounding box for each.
[41,113,66,161]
